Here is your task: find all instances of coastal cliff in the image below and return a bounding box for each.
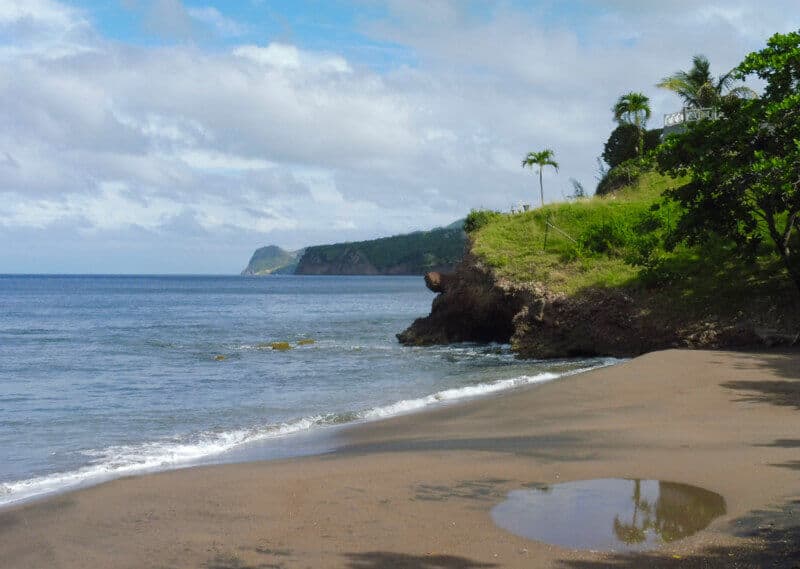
[399,257,766,358]
[399,173,800,358]
[241,245,301,276]
[294,225,466,275]
[243,222,466,276]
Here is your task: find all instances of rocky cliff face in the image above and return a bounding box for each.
[241,245,300,276]
[399,254,778,358]
[397,257,524,344]
[295,248,379,275]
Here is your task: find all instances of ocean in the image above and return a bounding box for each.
[0,275,615,506]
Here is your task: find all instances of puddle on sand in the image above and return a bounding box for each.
[491,478,726,552]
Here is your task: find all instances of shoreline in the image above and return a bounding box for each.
[0,355,617,509]
[2,349,800,568]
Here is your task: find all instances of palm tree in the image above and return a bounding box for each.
[613,92,651,157]
[657,54,756,109]
[521,149,559,208]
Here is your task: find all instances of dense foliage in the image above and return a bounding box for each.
[465,209,503,233]
[658,30,800,292]
[596,157,654,196]
[468,171,795,326]
[613,92,651,156]
[597,92,655,196]
[602,125,663,169]
[298,226,467,273]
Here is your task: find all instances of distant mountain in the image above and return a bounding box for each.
[295,223,466,275]
[241,220,466,276]
[240,245,302,276]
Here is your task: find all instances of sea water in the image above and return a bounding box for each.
[0,275,615,506]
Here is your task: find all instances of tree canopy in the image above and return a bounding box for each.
[613,92,651,156]
[657,31,800,293]
[602,124,662,168]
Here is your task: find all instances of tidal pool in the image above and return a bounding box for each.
[491,478,726,551]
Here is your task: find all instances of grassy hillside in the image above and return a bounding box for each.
[468,172,797,324]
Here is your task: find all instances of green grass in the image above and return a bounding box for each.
[469,171,798,323]
[471,172,680,293]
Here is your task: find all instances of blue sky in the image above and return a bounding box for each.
[76,0,416,67]
[1,0,798,273]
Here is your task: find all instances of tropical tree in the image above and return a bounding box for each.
[656,54,756,108]
[657,31,800,294]
[613,92,651,156]
[602,124,663,168]
[521,149,559,208]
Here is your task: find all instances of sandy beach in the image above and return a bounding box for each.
[1,349,799,568]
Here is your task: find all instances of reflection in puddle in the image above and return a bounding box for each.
[491,478,726,551]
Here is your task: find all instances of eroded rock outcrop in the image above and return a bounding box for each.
[424,271,456,293]
[398,255,524,345]
[399,253,785,358]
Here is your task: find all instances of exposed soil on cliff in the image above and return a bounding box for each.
[398,255,799,358]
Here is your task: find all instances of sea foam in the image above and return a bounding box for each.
[0,358,618,507]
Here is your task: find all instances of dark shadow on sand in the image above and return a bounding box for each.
[412,479,511,502]
[345,552,498,569]
[726,351,800,380]
[720,351,800,410]
[206,553,285,569]
[757,439,800,471]
[332,433,603,462]
[770,460,800,471]
[721,351,800,410]
[722,378,800,410]
[757,438,800,448]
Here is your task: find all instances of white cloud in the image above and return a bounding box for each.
[233,43,352,74]
[1,0,799,272]
[0,0,79,28]
[188,6,248,37]
[0,0,93,59]
[178,149,274,171]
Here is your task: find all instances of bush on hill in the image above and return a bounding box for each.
[467,169,797,328]
[602,125,663,169]
[465,209,503,234]
[595,157,655,196]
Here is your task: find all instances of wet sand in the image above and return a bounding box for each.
[2,349,800,568]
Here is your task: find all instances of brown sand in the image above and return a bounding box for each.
[1,349,799,568]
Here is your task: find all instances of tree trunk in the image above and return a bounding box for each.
[539,167,544,208]
[765,209,800,294]
[778,245,800,295]
[639,128,644,157]
[636,118,644,156]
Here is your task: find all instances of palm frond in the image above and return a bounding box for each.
[659,54,755,108]
[727,85,759,99]
[521,149,558,171]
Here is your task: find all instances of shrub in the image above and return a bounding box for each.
[578,218,637,256]
[464,209,502,233]
[595,157,655,196]
[602,125,663,169]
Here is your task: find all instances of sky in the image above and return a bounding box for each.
[1,1,798,274]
